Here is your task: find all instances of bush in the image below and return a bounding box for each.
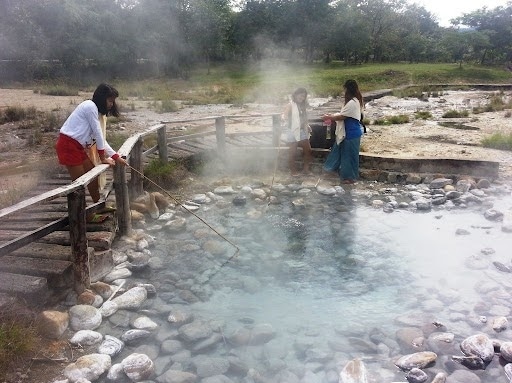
[144,158,189,190]
[482,132,512,151]
[415,110,432,120]
[373,114,409,125]
[442,110,469,118]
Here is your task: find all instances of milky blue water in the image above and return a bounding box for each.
[147,186,512,382]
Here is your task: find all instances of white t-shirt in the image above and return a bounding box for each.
[60,100,116,157]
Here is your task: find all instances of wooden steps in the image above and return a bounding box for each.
[0,272,48,303]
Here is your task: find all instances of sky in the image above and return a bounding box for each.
[412,0,510,26]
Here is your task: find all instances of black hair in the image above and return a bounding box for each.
[291,87,308,106]
[344,79,363,107]
[92,83,120,117]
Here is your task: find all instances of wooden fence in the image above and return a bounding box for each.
[0,114,281,294]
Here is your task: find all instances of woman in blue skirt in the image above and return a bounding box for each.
[322,80,364,184]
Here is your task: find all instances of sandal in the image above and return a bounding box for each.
[87,213,109,224]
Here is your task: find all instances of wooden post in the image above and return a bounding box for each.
[215,117,226,158]
[130,137,144,199]
[67,188,89,294]
[157,125,168,164]
[272,114,281,147]
[114,162,132,237]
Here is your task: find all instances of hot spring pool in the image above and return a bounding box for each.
[105,179,512,382]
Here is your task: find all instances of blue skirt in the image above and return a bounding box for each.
[323,137,361,180]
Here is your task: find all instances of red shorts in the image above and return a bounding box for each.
[55,133,88,166]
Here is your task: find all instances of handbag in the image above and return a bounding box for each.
[323,141,341,172]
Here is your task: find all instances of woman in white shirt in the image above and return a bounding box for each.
[55,83,127,222]
[281,87,313,176]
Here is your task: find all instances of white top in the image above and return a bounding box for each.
[60,100,115,157]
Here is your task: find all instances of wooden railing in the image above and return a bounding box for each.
[0,114,281,293]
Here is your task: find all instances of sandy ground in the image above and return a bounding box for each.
[1,87,512,193]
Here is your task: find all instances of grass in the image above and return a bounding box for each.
[482,133,512,151]
[415,110,432,120]
[144,158,189,190]
[373,114,410,125]
[442,110,469,118]
[111,62,512,106]
[0,309,38,380]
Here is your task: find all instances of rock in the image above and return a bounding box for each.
[37,310,69,339]
[69,305,102,331]
[394,351,437,370]
[111,286,147,310]
[339,358,368,383]
[98,335,124,357]
[69,330,103,346]
[121,353,155,381]
[63,353,111,382]
[460,333,494,364]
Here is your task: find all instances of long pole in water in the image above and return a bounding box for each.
[124,164,240,268]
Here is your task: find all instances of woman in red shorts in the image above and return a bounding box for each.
[55,83,127,222]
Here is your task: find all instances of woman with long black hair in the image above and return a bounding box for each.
[55,83,127,222]
[322,79,364,184]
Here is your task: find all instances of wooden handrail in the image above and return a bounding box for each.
[0,114,282,293]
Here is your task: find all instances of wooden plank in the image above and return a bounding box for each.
[39,230,114,251]
[10,243,71,261]
[0,218,69,256]
[0,256,72,278]
[0,164,109,219]
[0,271,48,299]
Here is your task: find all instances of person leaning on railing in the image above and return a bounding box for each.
[55,83,128,223]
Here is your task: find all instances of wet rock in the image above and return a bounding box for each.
[214,186,235,194]
[121,353,155,381]
[121,329,152,345]
[98,335,124,357]
[111,286,147,310]
[193,355,230,378]
[161,339,183,355]
[427,332,455,354]
[232,194,247,206]
[339,358,368,383]
[460,333,494,364]
[451,355,485,370]
[477,179,491,189]
[131,315,159,331]
[406,367,428,383]
[484,209,504,221]
[492,316,508,332]
[192,194,210,204]
[99,300,118,317]
[178,319,213,343]
[164,217,187,233]
[394,351,437,370]
[159,369,197,383]
[70,330,103,346]
[63,353,111,382]
[500,342,512,362]
[107,362,124,381]
[396,327,425,352]
[431,372,447,383]
[103,267,132,283]
[69,305,102,331]
[167,305,194,326]
[445,369,481,383]
[90,281,114,300]
[430,178,453,189]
